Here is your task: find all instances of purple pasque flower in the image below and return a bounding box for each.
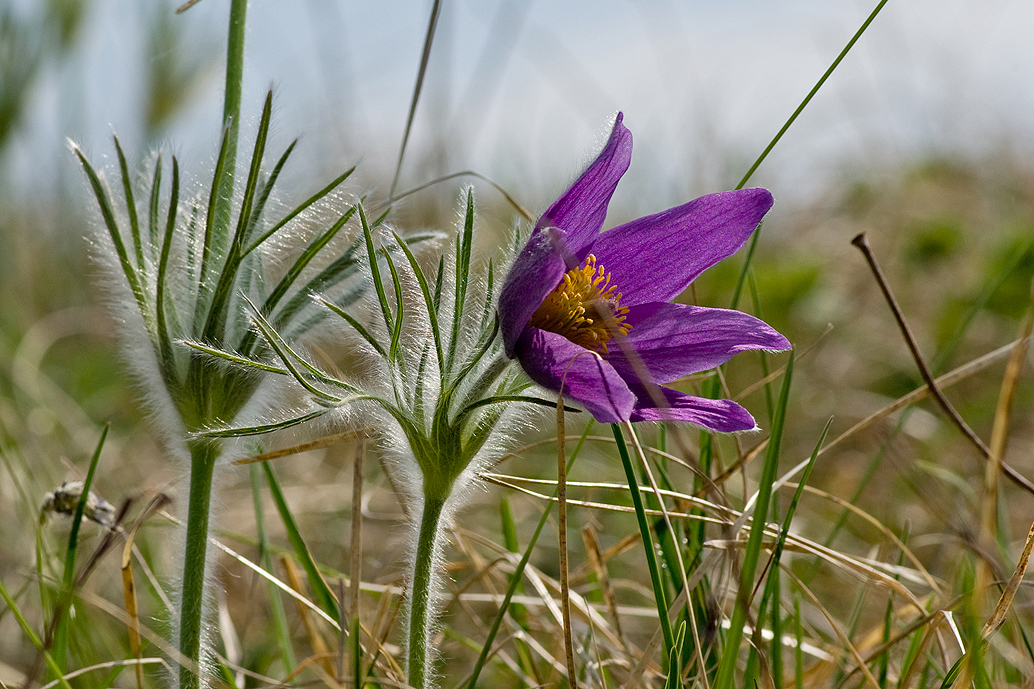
[497,113,790,431]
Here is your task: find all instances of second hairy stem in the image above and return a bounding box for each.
[407,493,447,689]
[178,441,220,689]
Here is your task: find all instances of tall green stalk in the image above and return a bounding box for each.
[212,0,247,244]
[176,3,246,686]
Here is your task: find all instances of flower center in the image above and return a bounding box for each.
[527,254,631,353]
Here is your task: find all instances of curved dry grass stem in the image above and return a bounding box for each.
[978,303,1032,617]
[232,429,372,465]
[786,483,942,597]
[852,232,1034,496]
[347,441,365,679]
[784,569,883,689]
[981,519,1034,639]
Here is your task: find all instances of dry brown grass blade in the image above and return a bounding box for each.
[825,335,1032,456]
[556,396,578,689]
[787,482,942,596]
[582,524,628,653]
[277,652,345,688]
[120,543,143,689]
[706,532,930,617]
[833,601,950,689]
[37,659,166,689]
[881,609,960,689]
[978,303,1032,617]
[75,588,187,674]
[120,493,170,689]
[349,441,365,617]
[981,519,1034,639]
[988,305,1032,483]
[232,429,371,465]
[281,555,335,676]
[785,569,883,689]
[479,473,739,525]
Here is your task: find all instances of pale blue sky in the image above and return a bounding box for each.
[7,0,1034,213]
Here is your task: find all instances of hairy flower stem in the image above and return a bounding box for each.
[407,493,447,689]
[178,441,220,689]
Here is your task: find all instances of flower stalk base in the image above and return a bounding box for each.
[178,442,220,689]
[407,494,447,689]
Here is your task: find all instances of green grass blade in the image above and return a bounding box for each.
[713,350,794,689]
[250,464,297,670]
[612,423,675,656]
[735,0,890,191]
[729,0,890,308]
[263,463,339,620]
[52,425,109,672]
[664,621,687,689]
[636,455,681,599]
[0,576,75,689]
[464,424,593,689]
[794,594,804,689]
[752,416,830,688]
[388,0,442,200]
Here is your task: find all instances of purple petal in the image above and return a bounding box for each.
[588,188,774,306]
[536,113,633,258]
[498,229,568,356]
[603,302,790,384]
[629,387,758,432]
[514,327,635,423]
[499,114,633,356]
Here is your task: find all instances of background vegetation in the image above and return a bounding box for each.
[2,1,1033,687]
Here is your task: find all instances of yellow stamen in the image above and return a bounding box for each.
[527,254,631,353]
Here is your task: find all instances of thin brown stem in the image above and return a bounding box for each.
[557,398,578,689]
[851,233,1034,497]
